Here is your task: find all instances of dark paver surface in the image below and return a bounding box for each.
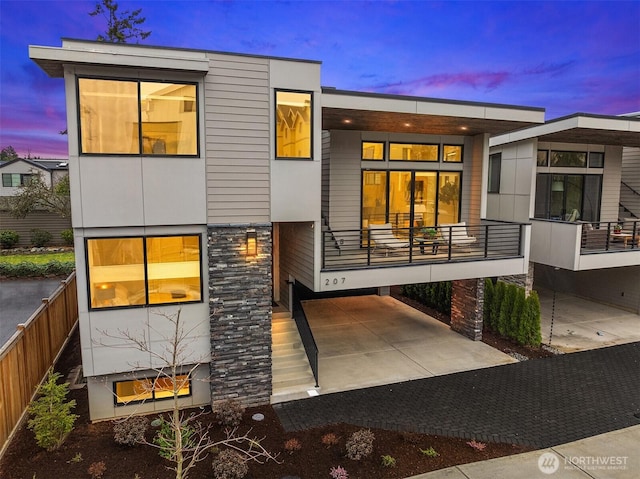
[274,342,640,448]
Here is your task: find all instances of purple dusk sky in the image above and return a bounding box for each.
[1,0,639,159]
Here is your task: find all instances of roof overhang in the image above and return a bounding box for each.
[29,39,210,78]
[322,88,545,136]
[491,114,640,148]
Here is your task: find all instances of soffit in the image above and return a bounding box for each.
[536,127,640,147]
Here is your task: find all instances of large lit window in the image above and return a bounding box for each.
[114,374,191,405]
[362,141,385,160]
[389,143,438,162]
[78,78,198,155]
[2,173,34,187]
[276,90,312,159]
[87,235,201,309]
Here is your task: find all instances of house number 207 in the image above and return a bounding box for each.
[325,277,346,286]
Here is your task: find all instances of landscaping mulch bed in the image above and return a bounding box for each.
[1,291,541,479]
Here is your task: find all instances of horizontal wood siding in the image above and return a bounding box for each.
[205,54,270,224]
[328,131,362,237]
[321,131,331,222]
[601,145,623,222]
[279,222,315,290]
[0,210,71,246]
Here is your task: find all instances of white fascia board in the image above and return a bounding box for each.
[576,115,640,133]
[322,93,417,113]
[491,117,582,146]
[29,44,210,74]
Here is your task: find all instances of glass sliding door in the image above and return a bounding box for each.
[389,171,412,234]
[414,172,437,228]
[362,171,388,228]
[438,173,461,224]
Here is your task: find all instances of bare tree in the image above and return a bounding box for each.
[97,308,279,479]
[90,0,151,43]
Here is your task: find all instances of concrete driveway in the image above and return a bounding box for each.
[0,278,63,347]
[302,295,517,395]
[537,288,640,352]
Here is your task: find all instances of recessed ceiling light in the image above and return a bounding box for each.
[343,119,352,124]
[460,126,468,131]
[403,122,411,127]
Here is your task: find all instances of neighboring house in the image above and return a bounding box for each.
[489,114,640,313]
[0,158,70,246]
[31,38,609,421]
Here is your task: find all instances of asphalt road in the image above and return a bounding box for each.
[0,278,63,347]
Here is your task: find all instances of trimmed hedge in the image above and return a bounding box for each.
[401,281,452,315]
[483,279,541,347]
[0,260,75,278]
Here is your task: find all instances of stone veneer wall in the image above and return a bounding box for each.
[499,262,535,295]
[450,278,484,341]
[208,225,272,406]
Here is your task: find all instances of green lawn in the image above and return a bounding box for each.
[0,252,75,264]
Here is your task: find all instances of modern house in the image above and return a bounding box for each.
[488,114,640,314]
[0,158,70,246]
[30,38,609,421]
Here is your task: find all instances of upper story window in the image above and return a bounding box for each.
[550,151,587,167]
[443,145,463,163]
[488,153,501,193]
[2,173,34,187]
[276,90,312,159]
[86,234,202,310]
[589,152,604,168]
[362,141,385,160]
[537,150,549,166]
[389,143,438,162]
[78,78,198,156]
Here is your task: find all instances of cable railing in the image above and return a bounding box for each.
[290,282,319,388]
[322,221,526,271]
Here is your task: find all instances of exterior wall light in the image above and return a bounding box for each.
[246,230,257,256]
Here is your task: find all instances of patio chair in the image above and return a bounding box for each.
[439,222,477,249]
[368,223,410,256]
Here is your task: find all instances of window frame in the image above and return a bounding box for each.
[488,153,502,193]
[2,173,34,187]
[76,76,200,157]
[361,141,385,161]
[442,144,464,163]
[550,150,587,168]
[85,233,203,311]
[275,89,314,160]
[588,152,605,168]
[537,150,549,167]
[389,142,439,162]
[113,373,192,406]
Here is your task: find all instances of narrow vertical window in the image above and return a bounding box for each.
[276,90,312,159]
[488,153,501,193]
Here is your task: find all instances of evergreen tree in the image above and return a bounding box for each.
[90,0,151,43]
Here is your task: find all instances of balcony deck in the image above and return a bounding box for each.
[322,221,526,272]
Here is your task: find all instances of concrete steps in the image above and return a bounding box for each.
[271,313,318,403]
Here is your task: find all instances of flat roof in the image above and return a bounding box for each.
[491,113,640,147]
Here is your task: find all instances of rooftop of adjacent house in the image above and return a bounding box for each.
[490,112,640,147]
[0,158,69,171]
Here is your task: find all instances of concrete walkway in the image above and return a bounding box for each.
[409,424,640,479]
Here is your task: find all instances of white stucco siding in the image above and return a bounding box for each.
[205,54,271,224]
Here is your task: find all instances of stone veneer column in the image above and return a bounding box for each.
[450,278,484,341]
[208,225,272,406]
[499,262,535,295]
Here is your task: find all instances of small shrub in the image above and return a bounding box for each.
[61,228,74,246]
[321,432,340,448]
[466,440,487,451]
[153,418,196,460]
[87,461,106,479]
[30,229,52,247]
[27,369,78,451]
[67,452,83,463]
[329,465,349,479]
[0,230,19,249]
[420,446,440,457]
[381,454,396,467]
[345,428,375,461]
[212,398,245,427]
[113,416,149,446]
[211,449,248,479]
[284,437,302,454]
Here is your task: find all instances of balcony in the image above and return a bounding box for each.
[318,221,529,290]
[530,219,640,271]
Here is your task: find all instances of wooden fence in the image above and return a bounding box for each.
[0,272,78,455]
